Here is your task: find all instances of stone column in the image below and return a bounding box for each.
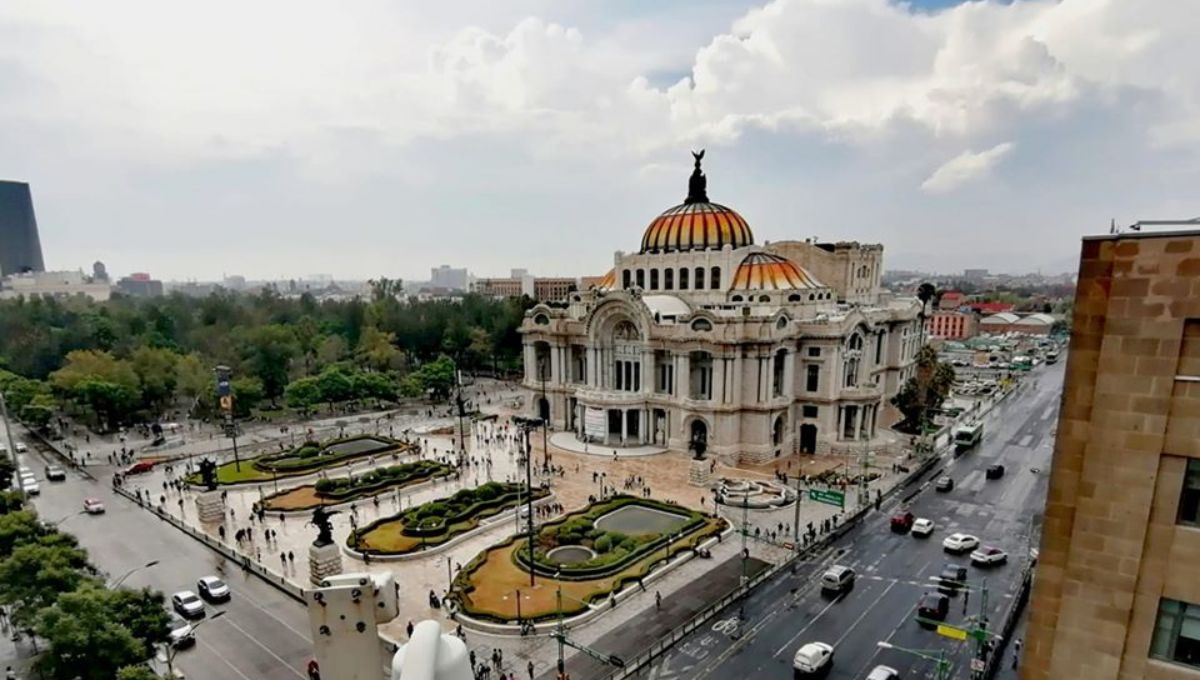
[783,350,796,398]
[194,490,224,523]
[713,356,727,403]
[309,543,343,585]
[731,353,743,405]
[689,458,712,487]
[853,406,864,441]
[836,406,845,441]
[619,408,627,445]
[524,344,537,383]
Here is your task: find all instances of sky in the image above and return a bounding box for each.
[1,0,1197,281]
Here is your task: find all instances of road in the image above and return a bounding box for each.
[640,362,1063,680]
[3,422,313,680]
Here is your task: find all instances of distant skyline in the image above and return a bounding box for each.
[2,0,1196,281]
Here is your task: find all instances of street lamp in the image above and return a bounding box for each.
[45,509,87,528]
[108,560,160,589]
[924,575,992,678]
[166,610,226,677]
[876,641,950,680]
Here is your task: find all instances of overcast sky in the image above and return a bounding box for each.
[2,0,1196,281]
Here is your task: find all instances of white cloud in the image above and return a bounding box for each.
[920,142,1014,194]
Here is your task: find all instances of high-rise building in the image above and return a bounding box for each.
[0,180,45,275]
[1024,228,1200,679]
[430,265,468,291]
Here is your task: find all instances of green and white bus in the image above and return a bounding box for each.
[953,423,984,451]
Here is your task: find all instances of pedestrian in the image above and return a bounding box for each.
[288,550,295,563]
[6,665,16,680]
[1013,638,1022,670]
[406,620,414,638]
[963,589,970,614]
[655,591,662,611]
[527,660,535,679]
[281,552,287,567]
[218,525,226,541]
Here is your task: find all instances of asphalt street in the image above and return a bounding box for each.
[5,427,314,680]
[639,362,1063,680]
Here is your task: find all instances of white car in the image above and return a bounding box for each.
[943,533,980,553]
[83,498,106,514]
[911,518,935,537]
[792,641,834,675]
[970,546,1008,566]
[867,666,901,680]
[171,591,205,619]
[14,442,27,453]
[167,613,195,648]
[197,576,231,602]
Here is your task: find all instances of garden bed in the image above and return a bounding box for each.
[254,459,454,512]
[448,496,726,623]
[187,435,414,486]
[350,482,550,555]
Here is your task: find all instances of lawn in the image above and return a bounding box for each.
[187,435,415,487]
[449,496,726,623]
[353,482,550,555]
[256,460,454,512]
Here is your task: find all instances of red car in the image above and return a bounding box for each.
[125,461,156,475]
[890,511,915,533]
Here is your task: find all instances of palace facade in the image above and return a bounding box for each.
[519,154,922,464]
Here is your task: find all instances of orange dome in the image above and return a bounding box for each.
[640,202,754,253]
[730,253,823,290]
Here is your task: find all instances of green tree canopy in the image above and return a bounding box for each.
[35,585,149,680]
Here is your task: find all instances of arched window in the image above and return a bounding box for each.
[691,318,713,332]
[694,267,705,290]
[680,267,690,290]
[710,266,721,289]
[788,294,802,302]
[731,295,744,302]
[636,269,645,289]
[650,269,659,290]
[622,270,631,289]
[849,334,863,351]
[664,268,674,290]
[759,295,771,303]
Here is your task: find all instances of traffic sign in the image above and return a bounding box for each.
[808,489,845,508]
[970,658,985,672]
[936,624,968,641]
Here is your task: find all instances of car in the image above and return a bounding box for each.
[45,465,67,482]
[935,476,954,492]
[866,665,901,680]
[20,481,39,496]
[14,442,27,453]
[125,461,156,475]
[917,593,950,625]
[171,591,205,619]
[820,565,856,593]
[792,641,834,676]
[167,613,195,649]
[943,533,980,553]
[938,564,968,591]
[911,518,935,537]
[986,464,1005,480]
[890,511,915,533]
[970,547,1009,566]
[83,498,106,514]
[197,576,231,602]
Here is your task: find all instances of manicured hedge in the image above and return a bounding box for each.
[313,459,452,500]
[256,435,403,472]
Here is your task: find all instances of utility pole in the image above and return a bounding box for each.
[215,365,241,472]
[791,470,803,552]
[740,494,750,585]
[454,379,467,471]
[539,357,550,467]
[0,393,25,495]
[514,416,538,587]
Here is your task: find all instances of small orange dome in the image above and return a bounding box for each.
[640,202,754,254]
[730,253,823,290]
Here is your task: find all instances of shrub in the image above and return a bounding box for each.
[594,535,612,552]
[315,479,334,493]
[474,483,503,501]
[296,445,322,459]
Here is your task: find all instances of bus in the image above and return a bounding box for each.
[953,423,984,452]
[1045,349,1060,364]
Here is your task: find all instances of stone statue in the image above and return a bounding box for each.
[689,435,708,461]
[198,458,218,492]
[686,149,708,204]
[310,506,340,547]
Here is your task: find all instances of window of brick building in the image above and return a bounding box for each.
[1151,598,1200,669]
[1180,458,1200,527]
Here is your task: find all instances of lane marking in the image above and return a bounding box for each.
[217,613,308,679]
[832,579,899,649]
[188,635,258,680]
[772,589,851,658]
[224,583,312,642]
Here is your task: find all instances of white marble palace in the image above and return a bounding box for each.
[519,152,922,465]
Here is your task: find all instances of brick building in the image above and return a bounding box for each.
[924,310,977,339]
[1023,229,1200,679]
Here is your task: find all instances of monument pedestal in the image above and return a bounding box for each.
[309,543,343,585]
[688,458,712,487]
[194,490,225,523]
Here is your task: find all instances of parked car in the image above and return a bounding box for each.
[943,533,980,553]
[83,498,106,514]
[172,591,205,619]
[866,665,901,680]
[935,476,955,492]
[125,461,156,475]
[167,613,195,649]
[197,576,231,602]
[820,565,856,594]
[911,518,935,537]
[792,641,834,676]
[45,465,67,481]
[917,593,950,625]
[986,465,1005,480]
[970,547,1009,566]
[890,511,915,533]
[938,564,968,591]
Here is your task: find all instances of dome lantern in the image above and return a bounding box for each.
[639,151,754,253]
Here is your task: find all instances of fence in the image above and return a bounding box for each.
[983,566,1034,679]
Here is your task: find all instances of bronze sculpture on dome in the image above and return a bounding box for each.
[686,149,709,204]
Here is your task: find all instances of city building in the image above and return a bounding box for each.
[938,290,964,310]
[533,277,577,302]
[0,180,45,275]
[472,277,526,298]
[116,272,164,298]
[969,301,1015,315]
[1023,228,1200,679]
[471,271,586,302]
[925,310,977,340]
[979,311,1054,335]
[764,240,883,304]
[963,268,990,280]
[92,261,109,282]
[430,265,469,291]
[518,154,922,463]
[0,270,111,301]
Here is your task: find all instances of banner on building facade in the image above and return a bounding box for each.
[584,407,607,440]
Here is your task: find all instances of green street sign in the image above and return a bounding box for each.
[808,489,845,508]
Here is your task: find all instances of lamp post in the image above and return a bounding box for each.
[924,575,993,678]
[214,365,241,472]
[876,641,949,680]
[537,356,550,467]
[166,610,225,677]
[108,560,160,589]
[45,510,87,528]
[513,416,540,587]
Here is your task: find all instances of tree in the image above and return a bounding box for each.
[316,367,355,408]
[130,347,179,411]
[0,510,43,558]
[356,326,403,372]
[285,376,322,411]
[230,377,265,418]
[413,355,457,401]
[890,346,956,433]
[75,379,140,432]
[35,585,149,680]
[239,325,298,404]
[117,667,159,680]
[316,335,349,370]
[0,457,13,492]
[174,352,211,408]
[353,371,397,405]
[49,350,138,394]
[104,587,171,656]
[0,540,91,628]
[0,490,24,516]
[20,394,56,429]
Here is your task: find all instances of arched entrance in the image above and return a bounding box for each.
[688,419,708,456]
[799,424,818,454]
[537,397,550,422]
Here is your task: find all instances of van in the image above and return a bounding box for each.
[820,565,855,593]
